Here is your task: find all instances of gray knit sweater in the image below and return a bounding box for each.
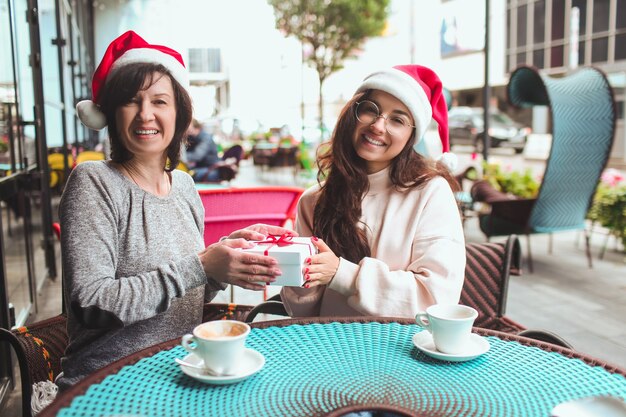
[57,161,221,390]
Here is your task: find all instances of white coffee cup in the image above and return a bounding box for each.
[181,320,250,376]
[415,304,478,354]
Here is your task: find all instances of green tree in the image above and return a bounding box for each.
[269,0,389,133]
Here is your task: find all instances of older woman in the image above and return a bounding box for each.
[57,31,289,390]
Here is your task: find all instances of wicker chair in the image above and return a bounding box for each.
[0,329,30,417]
[464,237,573,349]
[0,314,68,417]
[473,65,616,272]
[461,235,524,333]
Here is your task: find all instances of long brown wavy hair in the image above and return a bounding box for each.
[313,90,460,264]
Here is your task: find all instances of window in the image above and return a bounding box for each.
[517,4,527,47]
[550,45,564,67]
[593,0,610,33]
[533,48,544,67]
[617,0,626,29]
[551,0,565,41]
[616,33,626,60]
[591,37,608,63]
[533,0,545,43]
[188,48,222,73]
[578,40,586,65]
[507,0,626,74]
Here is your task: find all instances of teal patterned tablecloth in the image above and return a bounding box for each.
[48,321,626,417]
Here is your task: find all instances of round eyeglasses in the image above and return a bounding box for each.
[354,100,415,136]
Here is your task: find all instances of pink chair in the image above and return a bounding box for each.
[198,186,304,245]
[198,186,304,302]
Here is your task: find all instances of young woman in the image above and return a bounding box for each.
[58,31,290,390]
[281,65,465,318]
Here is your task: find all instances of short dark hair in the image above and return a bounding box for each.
[97,62,193,171]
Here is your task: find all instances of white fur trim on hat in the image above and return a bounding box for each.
[356,68,432,140]
[109,48,190,90]
[438,152,458,171]
[76,100,107,131]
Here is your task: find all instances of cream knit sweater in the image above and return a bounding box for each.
[281,167,466,318]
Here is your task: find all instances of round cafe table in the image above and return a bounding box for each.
[41,317,626,417]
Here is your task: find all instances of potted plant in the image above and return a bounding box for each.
[587,169,626,251]
[481,161,540,198]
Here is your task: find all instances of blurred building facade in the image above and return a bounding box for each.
[48,1,626,164]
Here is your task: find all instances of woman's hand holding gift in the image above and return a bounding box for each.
[303,237,339,288]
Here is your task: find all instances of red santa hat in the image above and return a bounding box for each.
[76,31,189,131]
[356,64,457,170]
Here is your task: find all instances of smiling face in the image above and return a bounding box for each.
[352,90,415,174]
[115,72,177,161]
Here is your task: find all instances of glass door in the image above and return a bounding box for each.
[1,0,58,328]
[0,0,38,331]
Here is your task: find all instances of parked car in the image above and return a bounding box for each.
[448,107,531,154]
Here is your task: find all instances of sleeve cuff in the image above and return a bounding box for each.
[182,254,209,288]
[192,254,228,291]
[328,257,359,297]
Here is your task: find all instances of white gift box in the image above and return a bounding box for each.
[243,236,316,287]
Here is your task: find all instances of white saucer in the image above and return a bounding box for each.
[178,348,265,385]
[412,332,490,362]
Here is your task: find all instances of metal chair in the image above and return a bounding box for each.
[473,66,616,272]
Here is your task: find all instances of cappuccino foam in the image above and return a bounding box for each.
[196,324,246,339]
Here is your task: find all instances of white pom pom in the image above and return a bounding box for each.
[76,100,107,131]
[438,152,458,171]
[31,380,58,415]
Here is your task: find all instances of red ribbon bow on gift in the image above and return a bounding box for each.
[256,233,312,256]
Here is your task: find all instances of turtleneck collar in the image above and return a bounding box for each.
[366,166,393,195]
